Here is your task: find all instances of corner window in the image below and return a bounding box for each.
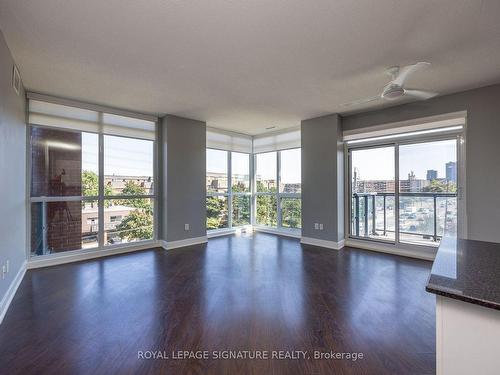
[28,99,156,256]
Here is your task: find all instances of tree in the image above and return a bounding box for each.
[116,207,153,241]
[82,170,112,206]
[281,198,301,228]
[256,181,277,226]
[206,196,228,229]
[82,170,99,197]
[423,180,457,193]
[119,180,149,208]
[233,195,250,226]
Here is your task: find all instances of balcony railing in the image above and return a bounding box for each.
[352,192,457,243]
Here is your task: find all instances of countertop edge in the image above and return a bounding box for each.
[426,284,500,311]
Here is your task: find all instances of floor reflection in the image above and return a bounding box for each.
[0,232,435,375]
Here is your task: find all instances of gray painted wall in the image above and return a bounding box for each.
[301,114,344,243]
[0,30,26,302]
[342,83,500,243]
[160,115,206,242]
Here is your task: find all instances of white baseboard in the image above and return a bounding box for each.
[0,260,27,325]
[207,226,253,238]
[27,241,160,269]
[300,237,345,250]
[161,236,208,250]
[345,238,436,261]
[253,226,301,239]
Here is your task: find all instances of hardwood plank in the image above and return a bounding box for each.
[0,233,435,374]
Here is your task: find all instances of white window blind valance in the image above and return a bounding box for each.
[206,127,252,153]
[28,97,156,140]
[253,128,301,154]
[343,112,466,143]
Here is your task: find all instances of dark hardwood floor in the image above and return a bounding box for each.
[0,233,435,375]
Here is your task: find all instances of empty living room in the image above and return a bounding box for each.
[1,1,500,374]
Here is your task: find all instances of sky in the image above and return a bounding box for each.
[82,133,154,176]
[351,139,456,181]
[83,133,451,184]
[206,148,301,183]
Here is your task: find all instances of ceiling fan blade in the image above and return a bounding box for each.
[392,62,430,86]
[341,96,381,107]
[404,89,438,100]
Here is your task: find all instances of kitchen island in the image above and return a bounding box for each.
[426,237,500,375]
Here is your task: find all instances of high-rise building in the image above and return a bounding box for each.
[446,161,457,183]
[427,169,438,181]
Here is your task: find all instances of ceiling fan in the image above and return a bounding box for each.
[342,62,438,107]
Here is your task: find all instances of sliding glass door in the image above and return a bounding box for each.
[349,137,458,247]
[398,139,457,245]
[350,145,396,241]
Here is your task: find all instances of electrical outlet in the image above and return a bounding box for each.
[314,223,319,230]
[319,223,324,230]
[184,223,190,231]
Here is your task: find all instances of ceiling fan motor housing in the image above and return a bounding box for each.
[382,85,405,100]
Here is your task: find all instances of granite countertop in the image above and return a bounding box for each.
[426,237,500,310]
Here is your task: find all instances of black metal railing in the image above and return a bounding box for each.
[352,192,457,242]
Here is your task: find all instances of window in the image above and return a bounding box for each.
[348,136,459,247]
[103,135,154,245]
[255,148,301,230]
[231,152,251,226]
[206,150,251,230]
[206,149,228,193]
[280,148,301,193]
[29,98,156,257]
[398,139,457,245]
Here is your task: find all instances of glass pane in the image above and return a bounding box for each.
[231,152,250,192]
[255,152,277,192]
[281,198,301,229]
[104,135,154,196]
[206,149,228,193]
[350,146,395,241]
[30,127,98,197]
[31,200,98,256]
[232,195,250,226]
[206,196,229,229]
[280,148,301,193]
[104,198,153,245]
[256,195,277,226]
[399,139,457,246]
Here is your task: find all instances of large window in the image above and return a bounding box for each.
[349,136,459,247]
[206,149,250,230]
[29,98,156,257]
[255,148,301,230]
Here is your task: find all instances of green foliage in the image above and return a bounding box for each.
[256,181,276,193]
[82,170,113,207]
[232,195,250,226]
[232,181,248,193]
[281,198,301,228]
[113,181,153,241]
[256,195,277,226]
[119,181,149,208]
[206,196,228,229]
[116,208,153,241]
[422,180,457,193]
[82,170,99,197]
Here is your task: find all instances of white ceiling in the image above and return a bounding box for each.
[1,0,500,135]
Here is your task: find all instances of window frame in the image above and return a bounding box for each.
[27,114,158,259]
[253,147,301,232]
[345,130,465,255]
[206,148,252,232]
